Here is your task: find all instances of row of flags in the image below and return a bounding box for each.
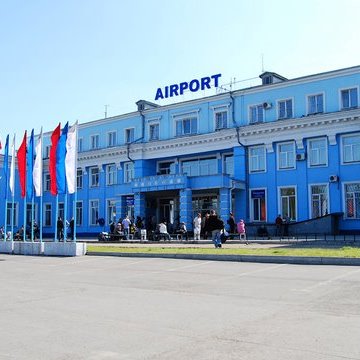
[2,122,78,200]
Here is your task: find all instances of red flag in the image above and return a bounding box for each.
[49,123,61,196]
[17,131,27,198]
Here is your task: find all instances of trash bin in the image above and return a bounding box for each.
[140,229,147,240]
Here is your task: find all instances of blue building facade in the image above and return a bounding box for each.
[1,65,360,236]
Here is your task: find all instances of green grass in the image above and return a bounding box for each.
[87,245,360,258]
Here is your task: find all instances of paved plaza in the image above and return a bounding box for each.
[0,254,360,360]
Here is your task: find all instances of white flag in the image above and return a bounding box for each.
[65,122,78,194]
[9,135,16,196]
[33,129,43,197]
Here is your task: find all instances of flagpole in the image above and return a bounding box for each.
[31,195,34,242]
[74,122,78,243]
[64,191,68,241]
[23,198,27,242]
[11,193,14,243]
[4,199,7,242]
[40,194,43,243]
[54,194,59,241]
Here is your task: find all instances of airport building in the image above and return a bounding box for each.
[1,65,360,236]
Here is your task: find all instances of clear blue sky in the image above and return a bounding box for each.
[1,0,359,145]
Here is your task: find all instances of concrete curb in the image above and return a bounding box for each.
[86,251,360,266]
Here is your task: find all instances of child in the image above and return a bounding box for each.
[237,219,248,245]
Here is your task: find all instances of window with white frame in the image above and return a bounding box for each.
[224,155,234,176]
[278,142,295,169]
[310,184,328,218]
[279,187,296,220]
[342,134,360,163]
[6,202,18,227]
[278,99,293,119]
[307,94,324,114]
[78,138,83,152]
[125,128,134,143]
[182,158,217,176]
[149,123,159,141]
[308,138,327,167]
[106,164,117,185]
[58,203,64,221]
[89,200,99,225]
[26,203,37,226]
[45,174,51,191]
[250,189,267,222]
[249,145,266,172]
[124,162,134,183]
[341,88,358,109]
[107,199,116,224]
[345,183,360,219]
[107,131,116,147]
[44,145,51,159]
[158,161,176,175]
[214,108,228,130]
[90,134,99,149]
[44,203,51,226]
[250,104,264,124]
[90,167,99,187]
[77,169,83,189]
[76,201,83,226]
[175,114,198,136]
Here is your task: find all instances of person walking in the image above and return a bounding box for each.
[57,217,64,241]
[275,214,283,237]
[207,209,224,248]
[227,212,236,234]
[202,212,210,240]
[193,213,202,240]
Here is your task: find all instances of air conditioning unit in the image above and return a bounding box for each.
[263,102,272,109]
[329,175,339,183]
[296,153,306,161]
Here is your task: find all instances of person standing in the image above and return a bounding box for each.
[275,214,283,237]
[193,213,202,240]
[57,217,64,241]
[237,219,248,244]
[69,218,75,240]
[227,212,236,234]
[202,212,210,240]
[207,209,223,248]
[122,215,131,240]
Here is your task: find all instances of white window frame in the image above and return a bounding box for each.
[340,133,360,165]
[157,159,176,175]
[149,122,160,141]
[343,181,360,219]
[278,185,297,221]
[249,145,266,173]
[106,164,117,185]
[77,137,83,152]
[125,128,135,144]
[277,141,296,170]
[213,106,229,130]
[107,131,117,147]
[44,203,52,227]
[180,156,218,176]
[277,98,294,120]
[173,111,199,137]
[6,202,19,227]
[106,198,116,225]
[89,167,100,187]
[44,145,51,159]
[124,162,134,183]
[90,134,100,150]
[307,137,328,168]
[77,168,83,189]
[339,86,359,110]
[223,153,234,176]
[249,104,264,124]
[308,183,329,219]
[306,92,325,115]
[76,200,83,226]
[249,188,267,222]
[44,173,51,192]
[89,199,99,226]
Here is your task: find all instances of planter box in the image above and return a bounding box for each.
[43,242,87,257]
[0,241,14,254]
[13,242,44,255]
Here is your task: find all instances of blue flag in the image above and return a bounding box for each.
[56,122,68,194]
[3,135,9,199]
[26,129,34,200]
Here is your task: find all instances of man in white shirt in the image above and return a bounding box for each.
[193,213,202,240]
[158,221,171,240]
[122,215,131,240]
